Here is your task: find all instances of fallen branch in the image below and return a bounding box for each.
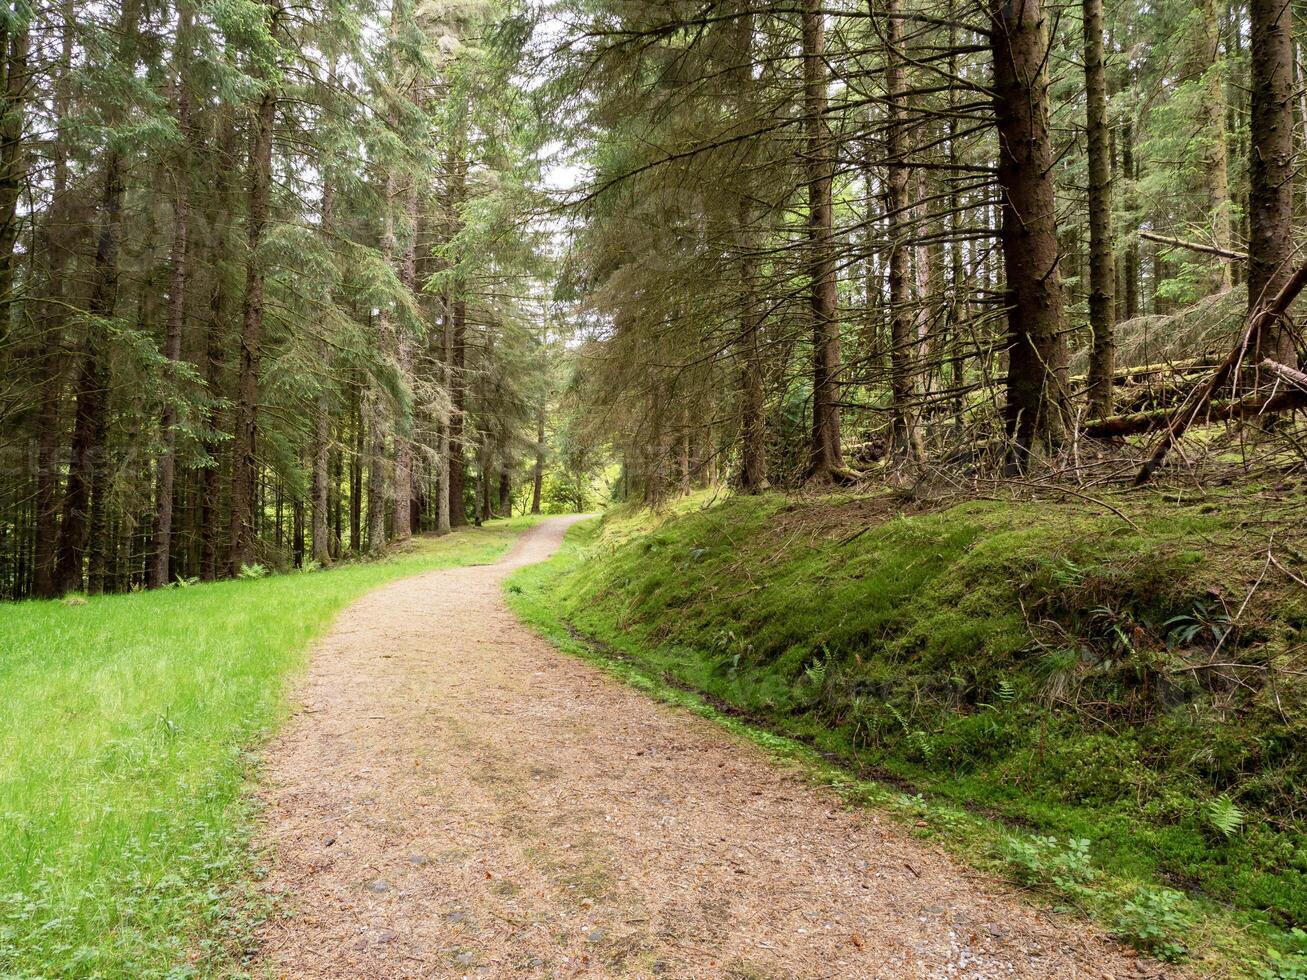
[1086,386,1307,438]
[1134,260,1307,484]
[1140,230,1247,262]
[1260,357,1307,392]
[1071,358,1219,388]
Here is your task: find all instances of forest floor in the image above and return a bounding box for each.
[252,516,1168,979]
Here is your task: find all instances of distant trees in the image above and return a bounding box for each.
[554,0,1304,496]
[0,0,559,599]
[1,0,1303,596]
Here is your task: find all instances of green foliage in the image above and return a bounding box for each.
[1112,887,1193,962]
[1263,930,1307,979]
[1205,793,1246,840]
[236,562,268,580]
[1001,835,1096,894]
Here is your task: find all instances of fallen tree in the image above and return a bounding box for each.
[1131,261,1307,484]
[1086,377,1307,438]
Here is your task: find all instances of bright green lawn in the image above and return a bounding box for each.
[0,516,541,979]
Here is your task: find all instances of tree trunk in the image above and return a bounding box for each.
[228,78,277,574]
[32,2,74,598]
[435,298,452,534]
[312,167,335,566]
[349,380,362,550]
[1083,0,1115,417]
[883,0,919,460]
[1248,0,1298,367]
[448,296,467,525]
[1120,114,1139,320]
[393,177,419,541]
[149,3,193,589]
[0,14,29,340]
[1187,0,1233,292]
[366,383,388,553]
[498,468,511,516]
[530,404,545,513]
[56,0,143,593]
[989,0,1070,469]
[802,0,843,480]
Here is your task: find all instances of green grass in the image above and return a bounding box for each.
[506,490,1307,978]
[0,516,542,979]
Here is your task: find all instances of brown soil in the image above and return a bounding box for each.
[253,517,1172,979]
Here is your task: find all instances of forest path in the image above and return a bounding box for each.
[253,517,1165,979]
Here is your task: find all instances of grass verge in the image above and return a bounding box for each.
[0,516,542,979]
[505,491,1307,979]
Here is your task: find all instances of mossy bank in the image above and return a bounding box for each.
[507,488,1307,977]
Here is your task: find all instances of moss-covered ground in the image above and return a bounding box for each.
[507,488,1307,977]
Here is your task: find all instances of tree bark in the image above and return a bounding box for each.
[445,134,468,526]
[448,295,467,525]
[366,382,388,552]
[802,0,844,480]
[1248,0,1298,367]
[228,77,277,574]
[393,176,419,541]
[498,467,511,516]
[1187,0,1233,292]
[0,13,29,340]
[56,0,142,593]
[989,0,1070,469]
[885,0,920,460]
[530,404,545,513]
[199,114,238,581]
[31,1,74,598]
[435,297,452,534]
[1120,114,1138,320]
[149,2,193,589]
[312,166,335,566]
[1083,0,1115,417]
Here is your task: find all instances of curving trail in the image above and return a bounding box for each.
[254,516,1168,979]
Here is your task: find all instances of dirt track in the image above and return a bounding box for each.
[253,516,1169,978]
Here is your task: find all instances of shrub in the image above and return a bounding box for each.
[1001,835,1095,894]
[1112,887,1192,962]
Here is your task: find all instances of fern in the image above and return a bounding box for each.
[1205,794,1245,839]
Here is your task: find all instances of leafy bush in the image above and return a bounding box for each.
[1264,929,1307,979]
[1001,835,1095,894]
[1112,887,1192,962]
[237,562,268,580]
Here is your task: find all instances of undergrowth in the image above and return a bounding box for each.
[506,487,1307,978]
[0,516,541,978]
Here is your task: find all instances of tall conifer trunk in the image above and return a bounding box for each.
[1248,0,1298,368]
[229,76,277,573]
[32,1,74,598]
[1083,0,1115,417]
[989,0,1069,469]
[885,0,918,460]
[802,0,844,480]
[312,165,335,566]
[149,1,193,589]
[530,405,545,513]
[56,0,142,593]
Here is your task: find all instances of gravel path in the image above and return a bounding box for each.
[253,516,1170,978]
